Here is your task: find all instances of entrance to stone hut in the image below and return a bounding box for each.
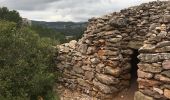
[115,49,139,100]
[130,49,139,91]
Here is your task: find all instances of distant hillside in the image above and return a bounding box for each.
[32,21,88,40]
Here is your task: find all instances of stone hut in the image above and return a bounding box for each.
[56,1,170,100]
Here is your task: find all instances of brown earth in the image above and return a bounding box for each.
[113,81,138,100]
[57,80,138,100]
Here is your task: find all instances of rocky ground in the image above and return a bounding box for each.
[57,80,138,100]
[113,81,138,100]
[58,88,137,100]
[57,86,98,100]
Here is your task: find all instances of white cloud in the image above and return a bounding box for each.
[19,10,73,22]
[0,0,169,22]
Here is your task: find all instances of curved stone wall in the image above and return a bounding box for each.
[136,24,170,100]
[56,1,170,100]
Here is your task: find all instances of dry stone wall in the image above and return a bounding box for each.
[136,23,170,100]
[56,1,170,100]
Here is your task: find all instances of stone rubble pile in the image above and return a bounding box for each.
[56,1,170,100]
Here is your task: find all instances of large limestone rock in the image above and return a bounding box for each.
[104,66,121,77]
[138,63,162,73]
[96,74,120,85]
[138,70,153,79]
[68,40,77,49]
[162,60,170,70]
[134,91,154,100]
[164,89,170,99]
[109,17,127,27]
[78,44,88,54]
[155,74,170,83]
[162,15,170,23]
[161,71,170,78]
[93,80,118,94]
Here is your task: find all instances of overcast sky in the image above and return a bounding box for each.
[0,0,167,22]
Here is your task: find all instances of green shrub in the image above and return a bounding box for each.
[0,20,58,100]
[30,25,66,43]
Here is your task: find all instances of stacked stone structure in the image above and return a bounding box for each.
[56,1,170,100]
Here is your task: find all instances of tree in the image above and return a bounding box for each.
[0,20,59,100]
[0,7,22,26]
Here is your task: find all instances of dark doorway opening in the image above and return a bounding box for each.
[113,49,140,100]
[129,49,139,99]
[130,49,139,84]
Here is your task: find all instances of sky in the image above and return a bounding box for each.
[0,0,168,22]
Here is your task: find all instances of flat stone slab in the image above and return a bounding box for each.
[134,91,154,100]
